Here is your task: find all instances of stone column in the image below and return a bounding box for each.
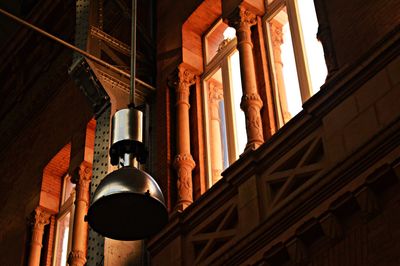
[68,161,92,266]
[172,65,196,211]
[28,207,51,266]
[208,81,224,185]
[270,20,292,123]
[227,6,264,150]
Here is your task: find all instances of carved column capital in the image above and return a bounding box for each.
[178,66,196,107]
[68,250,86,266]
[71,161,92,207]
[227,6,257,30]
[28,206,51,266]
[208,81,224,121]
[226,6,257,48]
[31,207,51,230]
[270,20,284,52]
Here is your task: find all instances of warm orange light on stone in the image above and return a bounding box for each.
[173,65,197,211]
[68,161,92,266]
[226,6,264,150]
[28,207,51,266]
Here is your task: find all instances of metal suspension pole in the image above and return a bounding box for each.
[0,7,155,92]
[130,0,137,107]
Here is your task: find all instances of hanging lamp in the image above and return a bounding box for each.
[85,0,168,240]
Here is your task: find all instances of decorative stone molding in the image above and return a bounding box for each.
[240,93,264,149]
[224,6,264,150]
[68,250,86,266]
[171,65,197,211]
[174,153,196,209]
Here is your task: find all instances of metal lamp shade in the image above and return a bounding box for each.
[87,167,168,240]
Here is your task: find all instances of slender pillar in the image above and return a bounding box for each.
[68,161,92,266]
[28,207,51,266]
[173,65,196,211]
[227,6,264,150]
[208,81,224,185]
[270,20,292,124]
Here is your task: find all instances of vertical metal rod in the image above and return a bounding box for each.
[130,0,137,107]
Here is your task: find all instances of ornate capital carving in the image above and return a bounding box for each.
[225,6,256,48]
[226,6,257,30]
[71,161,92,206]
[72,161,92,186]
[169,65,196,108]
[68,250,86,266]
[208,81,223,102]
[208,81,224,121]
[178,65,196,88]
[270,20,284,51]
[31,207,51,230]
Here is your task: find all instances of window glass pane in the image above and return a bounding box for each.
[54,212,71,266]
[205,68,229,185]
[229,50,247,154]
[205,21,236,64]
[268,7,302,124]
[297,0,327,94]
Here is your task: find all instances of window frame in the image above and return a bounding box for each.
[201,19,243,188]
[52,174,75,266]
[263,0,316,127]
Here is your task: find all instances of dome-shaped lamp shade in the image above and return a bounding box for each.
[86,167,168,240]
